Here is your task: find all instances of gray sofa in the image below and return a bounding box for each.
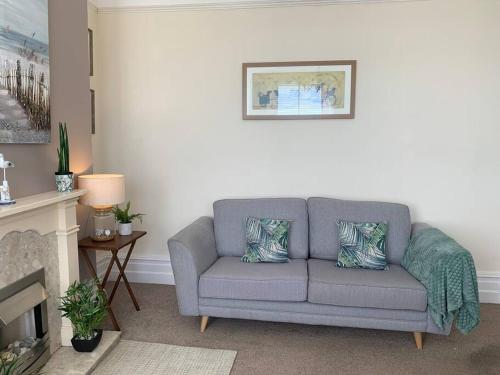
[168,197,452,349]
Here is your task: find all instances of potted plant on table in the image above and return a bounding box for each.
[55,122,73,192]
[112,201,145,236]
[58,279,107,353]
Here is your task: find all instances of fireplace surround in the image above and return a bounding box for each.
[0,190,122,375]
[0,190,86,351]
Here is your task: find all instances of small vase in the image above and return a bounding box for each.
[55,172,74,192]
[71,329,102,352]
[118,222,133,236]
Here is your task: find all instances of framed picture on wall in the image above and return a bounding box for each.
[243,60,356,120]
[90,89,95,134]
[88,28,94,76]
[0,0,50,143]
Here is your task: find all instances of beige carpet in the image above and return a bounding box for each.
[92,340,236,375]
[104,283,500,375]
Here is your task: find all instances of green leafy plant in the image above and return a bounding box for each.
[112,201,145,224]
[58,279,107,340]
[56,122,70,174]
[0,356,20,375]
[0,356,43,375]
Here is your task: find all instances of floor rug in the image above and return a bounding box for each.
[92,340,236,375]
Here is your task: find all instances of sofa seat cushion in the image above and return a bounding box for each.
[308,259,427,311]
[199,257,308,301]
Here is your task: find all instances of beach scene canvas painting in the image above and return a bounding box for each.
[243,61,356,120]
[0,0,50,143]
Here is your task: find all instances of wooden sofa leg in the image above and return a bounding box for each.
[413,332,423,349]
[200,316,209,333]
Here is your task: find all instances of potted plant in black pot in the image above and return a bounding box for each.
[55,122,73,192]
[112,201,145,236]
[58,279,107,352]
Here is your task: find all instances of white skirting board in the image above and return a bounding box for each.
[477,272,500,304]
[97,256,174,285]
[97,257,500,304]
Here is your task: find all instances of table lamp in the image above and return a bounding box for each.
[78,174,125,241]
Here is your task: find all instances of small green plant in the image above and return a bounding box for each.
[112,201,145,224]
[0,356,43,375]
[56,122,70,174]
[58,279,107,340]
[0,356,20,375]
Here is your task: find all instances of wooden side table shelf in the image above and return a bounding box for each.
[78,231,147,331]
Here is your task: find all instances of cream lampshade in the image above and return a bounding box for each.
[78,174,125,241]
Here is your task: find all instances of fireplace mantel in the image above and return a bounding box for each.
[0,190,86,347]
[0,190,85,237]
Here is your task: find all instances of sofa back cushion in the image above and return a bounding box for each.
[214,198,309,259]
[308,197,411,265]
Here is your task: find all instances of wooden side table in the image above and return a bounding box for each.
[78,231,147,331]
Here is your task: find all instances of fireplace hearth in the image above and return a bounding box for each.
[0,269,50,374]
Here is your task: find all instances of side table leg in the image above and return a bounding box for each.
[111,250,141,311]
[109,240,137,303]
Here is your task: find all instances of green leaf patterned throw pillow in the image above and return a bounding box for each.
[336,221,388,270]
[241,217,290,263]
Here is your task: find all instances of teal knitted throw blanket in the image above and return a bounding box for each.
[402,227,480,334]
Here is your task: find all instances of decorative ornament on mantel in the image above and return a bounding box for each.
[0,153,15,205]
[55,122,73,192]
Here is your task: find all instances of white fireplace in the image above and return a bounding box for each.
[0,190,86,351]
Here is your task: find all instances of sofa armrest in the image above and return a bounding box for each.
[168,216,218,316]
[410,222,432,237]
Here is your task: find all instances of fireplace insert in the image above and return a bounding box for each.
[0,269,50,374]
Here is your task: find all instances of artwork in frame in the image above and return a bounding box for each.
[243,61,356,120]
[88,28,93,77]
[0,0,50,143]
[90,89,95,134]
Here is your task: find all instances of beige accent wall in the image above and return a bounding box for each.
[94,0,500,272]
[0,0,92,198]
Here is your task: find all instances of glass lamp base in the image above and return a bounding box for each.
[92,207,116,241]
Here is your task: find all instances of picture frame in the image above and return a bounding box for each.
[0,0,50,143]
[90,89,95,134]
[88,28,94,77]
[242,60,356,120]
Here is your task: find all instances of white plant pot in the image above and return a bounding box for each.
[118,222,133,236]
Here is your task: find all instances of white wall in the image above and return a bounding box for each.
[93,0,500,276]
